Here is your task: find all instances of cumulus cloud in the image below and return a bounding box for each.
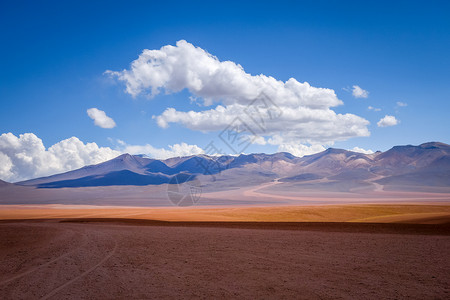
[277,144,325,157]
[396,101,407,107]
[107,40,343,108]
[252,136,267,145]
[352,85,369,98]
[0,152,14,181]
[0,131,211,182]
[107,40,370,148]
[377,115,399,127]
[368,106,381,112]
[350,147,374,154]
[157,105,369,145]
[117,140,204,159]
[0,133,121,182]
[87,108,116,129]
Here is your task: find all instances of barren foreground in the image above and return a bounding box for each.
[0,220,449,299]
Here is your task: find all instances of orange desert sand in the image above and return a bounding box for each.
[0,203,449,223]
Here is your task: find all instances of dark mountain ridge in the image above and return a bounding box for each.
[14,142,450,189]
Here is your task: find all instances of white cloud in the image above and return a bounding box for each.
[396,101,407,107]
[368,106,381,112]
[114,140,204,159]
[0,132,209,182]
[107,40,370,148]
[352,85,369,98]
[253,136,267,145]
[106,40,342,108]
[350,147,374,154]
[377,115,399,127]
[0,152,14,181]
[87,108,116,129]
[277,144,325,157]
[0,133,121,182]
[155,105,369,145]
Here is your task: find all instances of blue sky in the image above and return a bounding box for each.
[1,1,449,181]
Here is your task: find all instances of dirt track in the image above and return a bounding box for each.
[0,220,449,299]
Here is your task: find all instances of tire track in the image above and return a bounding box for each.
[40,240,117,300]
[0,229,87,286]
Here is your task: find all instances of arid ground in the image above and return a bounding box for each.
[0,203,449,223]
[0,204,449,299]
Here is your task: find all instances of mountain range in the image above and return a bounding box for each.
[14,142,450,191]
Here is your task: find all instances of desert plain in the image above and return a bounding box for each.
[1,196,449,299]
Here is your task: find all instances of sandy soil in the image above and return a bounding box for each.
[0,204,449,223]
[0,220,449,299]
[0,204,449,298]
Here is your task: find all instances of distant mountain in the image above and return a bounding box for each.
[372,142,450,175]
[16,142,450,189]
[20,153,151,186]
[0,179,11,186]
[376,153,450,187]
